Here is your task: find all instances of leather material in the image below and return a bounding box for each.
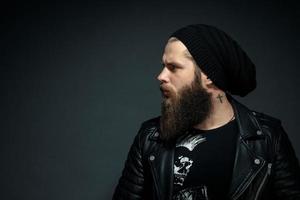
[112,95,300,200]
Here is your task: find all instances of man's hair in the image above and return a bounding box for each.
[168,37,193,60]
[167,37,202,78]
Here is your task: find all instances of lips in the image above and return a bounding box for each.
[160,85,172,98]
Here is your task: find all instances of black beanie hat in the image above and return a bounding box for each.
[170,24,256,97]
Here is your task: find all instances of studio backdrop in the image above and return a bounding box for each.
[1,1,299,200]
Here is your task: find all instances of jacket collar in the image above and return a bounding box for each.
[227,95,267,200]
[228,94,264,139]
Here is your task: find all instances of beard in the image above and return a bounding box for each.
[160,74,212,144]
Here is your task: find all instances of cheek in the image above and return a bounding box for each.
[169,71,195,93]
[172,80,193,94]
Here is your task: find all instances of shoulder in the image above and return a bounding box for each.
[229,95,282,131]
[251,110,282,128]
[250,110,284,141]
[137,116,160,138]
[134,116,161,154]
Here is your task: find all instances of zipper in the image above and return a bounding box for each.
[254,163,272,200]
[232,160,266,200]
[202,185,209,199]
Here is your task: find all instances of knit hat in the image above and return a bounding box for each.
[170,24,256,97]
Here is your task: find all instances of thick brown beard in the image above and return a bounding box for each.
[160,75,212,144]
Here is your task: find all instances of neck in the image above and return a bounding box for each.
[193,92,234,130]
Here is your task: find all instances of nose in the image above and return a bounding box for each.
[157,67,169,83]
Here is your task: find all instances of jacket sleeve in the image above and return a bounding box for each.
[271,125,300,200]
[112,126,145,200]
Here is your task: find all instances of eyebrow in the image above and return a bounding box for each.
[161,60,184,67]
[161,50,193,66]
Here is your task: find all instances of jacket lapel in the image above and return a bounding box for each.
[148,127,175,200]
[228,96,267,200]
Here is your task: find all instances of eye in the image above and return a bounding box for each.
[161,62,180,72]
[168,64,178,72]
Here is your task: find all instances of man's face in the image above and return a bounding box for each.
[157,38,212,143]
[158,39,197,102]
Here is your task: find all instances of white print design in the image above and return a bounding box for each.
[176,134,206,151]
[172,185,209,200]
[174,134,206,187]
[173,190,194,200]
[174,156,194,186]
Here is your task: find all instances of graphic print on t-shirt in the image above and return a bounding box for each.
[172,186,209,200]
[174,134,206,186]
[173,119,238,200]
[176,134,206,151]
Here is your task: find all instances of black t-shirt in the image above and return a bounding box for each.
[172,118,238,200]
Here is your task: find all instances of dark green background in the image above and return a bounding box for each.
[1,1,299,199]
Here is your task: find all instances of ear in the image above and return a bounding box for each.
[205,77,213,85]
[201,72,213,87]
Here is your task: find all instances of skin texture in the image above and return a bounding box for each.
[157,38,235,133]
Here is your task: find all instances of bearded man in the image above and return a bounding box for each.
[112,24,300,200]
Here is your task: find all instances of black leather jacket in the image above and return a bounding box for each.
[113,96,300,200]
